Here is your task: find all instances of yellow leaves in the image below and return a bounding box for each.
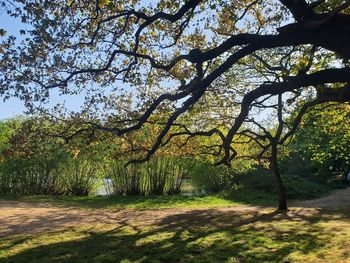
[169,63,193,81]
[98,0,111,9]
[181,31,206,50]
[158,0,180,10]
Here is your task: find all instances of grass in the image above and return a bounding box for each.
[1,208,350,262]
[0,194,246,209]
[0,175,333,210]
[1,176,347,262]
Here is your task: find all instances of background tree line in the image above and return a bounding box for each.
[0,101,348,207]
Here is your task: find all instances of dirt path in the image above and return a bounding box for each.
[293,188,350,209]
[1,188,349,238]
[0,201,262,238]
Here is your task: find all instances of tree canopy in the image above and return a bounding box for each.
[1,0,350,166]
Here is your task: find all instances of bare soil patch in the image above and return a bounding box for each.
[1,189,349,238]
[293,188,350,209]
[0,200,262,237]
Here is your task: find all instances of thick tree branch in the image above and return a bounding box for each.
[219,68,350,164]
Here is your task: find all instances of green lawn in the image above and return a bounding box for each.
[0,194,267,209]
[1,208,350,262]
[1,192,350,262]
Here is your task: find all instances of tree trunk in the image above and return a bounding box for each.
[271,143,288,210]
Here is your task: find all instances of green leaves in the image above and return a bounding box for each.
[292,103,350,169]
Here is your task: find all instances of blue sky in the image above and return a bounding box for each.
[0,10,90,120]
[1,9,25,119]
[0,0,161,121]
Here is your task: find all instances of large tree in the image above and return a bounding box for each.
[1,0,350,209]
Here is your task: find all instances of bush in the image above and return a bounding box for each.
[188,161,233,193]
[282,174,330,200]
[105,157,188,196]
[0,155,63,195]
[145,157,186,195]
[188,159,254,193]
[106,161,142,195]
[229,166,331,202]
[0,153,99,196]
[58,156,99,196]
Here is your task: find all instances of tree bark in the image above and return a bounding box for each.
[271,143,288,210]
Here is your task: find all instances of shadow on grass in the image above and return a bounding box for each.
[2,208,349,263]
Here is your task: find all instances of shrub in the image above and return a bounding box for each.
[230,166,331,201]
[106,161,142,195]
[58,156,99,196]
[282,174,330,200]
[188,161,233,193]
[145,157,187,195]
[188,159,254,193]
[105,157,189,196]
[0,155,63,195]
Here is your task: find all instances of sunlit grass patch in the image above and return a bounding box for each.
[0,194,243,209]
[1,209,350,262]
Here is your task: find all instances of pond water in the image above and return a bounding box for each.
[96,178,113,196]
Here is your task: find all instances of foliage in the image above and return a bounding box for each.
[188,161,233,193]
[282,174,330,199]
[0,149,101,196]
[188,158,254,193]
[0,155,62,195]
[106,161,141,195]
[0,119,18,154]
[226,166,331,205]
[0,117,197,196]
[289,103,350,173]
[1,0,349,167]
[0,119,67,194]
[0,118,104,196]
[58,156,99,196]
[106,157,189,196]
